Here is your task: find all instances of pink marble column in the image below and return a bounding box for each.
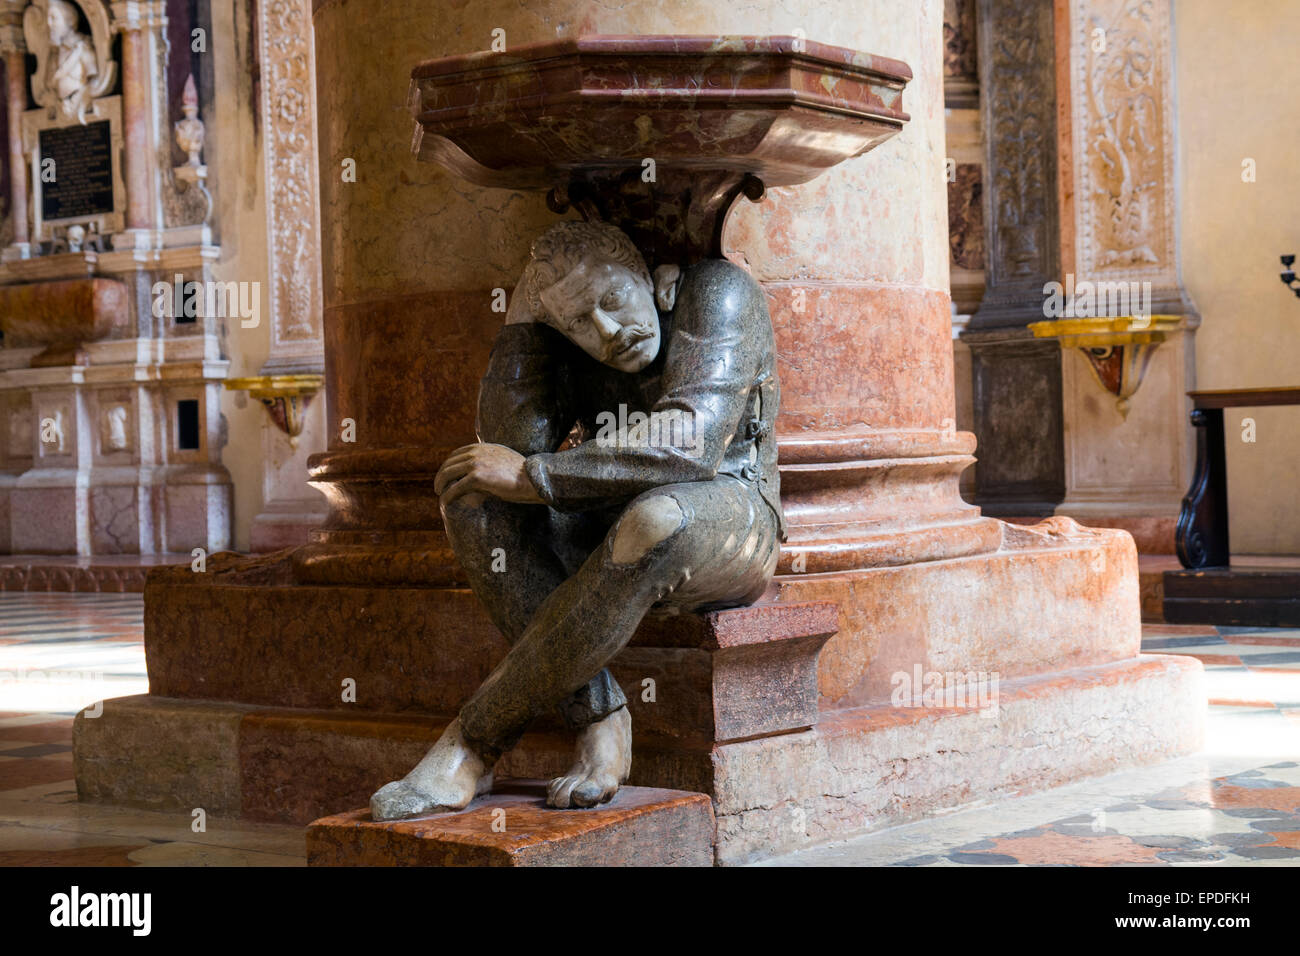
[4,50,26,246]
[117,25,151,230]
[0,2,28,254]
[110,1,169,236]
[304,0,988,593]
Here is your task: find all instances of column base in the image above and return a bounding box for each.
[75,651,1201,865]
[72,519,1205,865]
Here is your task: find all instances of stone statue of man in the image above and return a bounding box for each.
[45,0,99,122]
[371,219,784,819]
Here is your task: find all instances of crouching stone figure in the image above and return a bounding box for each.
[371,219,784,818]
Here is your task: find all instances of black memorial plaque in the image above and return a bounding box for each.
[39,120,115,221]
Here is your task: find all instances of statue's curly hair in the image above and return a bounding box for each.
[523,220,650,319]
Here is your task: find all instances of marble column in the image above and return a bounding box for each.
[0,2,28,259]
[303,0,998,600]
[111,0,167,244]
[959,0,1066,517]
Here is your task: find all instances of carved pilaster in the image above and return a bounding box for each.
[244,0,326,551]
[961,0,1065,514]
[969,0,1060,330]
[1046,0,1197,534]
[260,0,324,370]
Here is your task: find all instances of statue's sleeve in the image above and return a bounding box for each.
[524,260,761,511]
[476,323,574,456]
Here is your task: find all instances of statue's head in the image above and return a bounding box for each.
[46,0,78,45]
[522,220,661,373]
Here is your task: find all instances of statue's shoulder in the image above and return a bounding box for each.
[679,258,768,320]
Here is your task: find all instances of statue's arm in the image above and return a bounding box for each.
[476,322,575,456]
[524,260,763,510]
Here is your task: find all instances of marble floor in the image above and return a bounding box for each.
[0,593,1297,867]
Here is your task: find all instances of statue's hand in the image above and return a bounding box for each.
[435,443,543,505]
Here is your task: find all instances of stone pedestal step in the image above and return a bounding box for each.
[306,780,715,867]
[0,554,188,592]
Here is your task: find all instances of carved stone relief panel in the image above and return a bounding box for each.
[7,401,33,460]
[1070,0,1179,289]
[96,389,132,456]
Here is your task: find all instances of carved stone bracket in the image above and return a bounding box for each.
[225,374,324,447]
[1030,314,1183,417]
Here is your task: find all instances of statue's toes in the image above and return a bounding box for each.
[571,775,618,808]
[370,780,425,821]
[547,775,581,808]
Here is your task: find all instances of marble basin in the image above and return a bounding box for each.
[409,35,912,261]
[0,277,129,365]
[409,35,910,188]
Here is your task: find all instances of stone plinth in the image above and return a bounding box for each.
[140,554,837,746]
[75,648,1202,864]
[75,519,1205,863]
[306,781,715,867]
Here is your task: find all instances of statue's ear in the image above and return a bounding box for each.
[654,264,681,312]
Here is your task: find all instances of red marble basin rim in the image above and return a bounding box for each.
[408,34,913,190]
[410,34,913,89]
[0,277,129,347]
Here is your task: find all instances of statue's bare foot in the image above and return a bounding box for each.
[548,706,632,809]
[370,718,494,821]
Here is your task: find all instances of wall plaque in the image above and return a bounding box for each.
[39,120,115,221]
[21,94,126,244]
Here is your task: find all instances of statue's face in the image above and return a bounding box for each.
[538,255,661,372]
[47,6,73,45]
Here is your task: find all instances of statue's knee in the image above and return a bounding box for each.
[610,495,685,565]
